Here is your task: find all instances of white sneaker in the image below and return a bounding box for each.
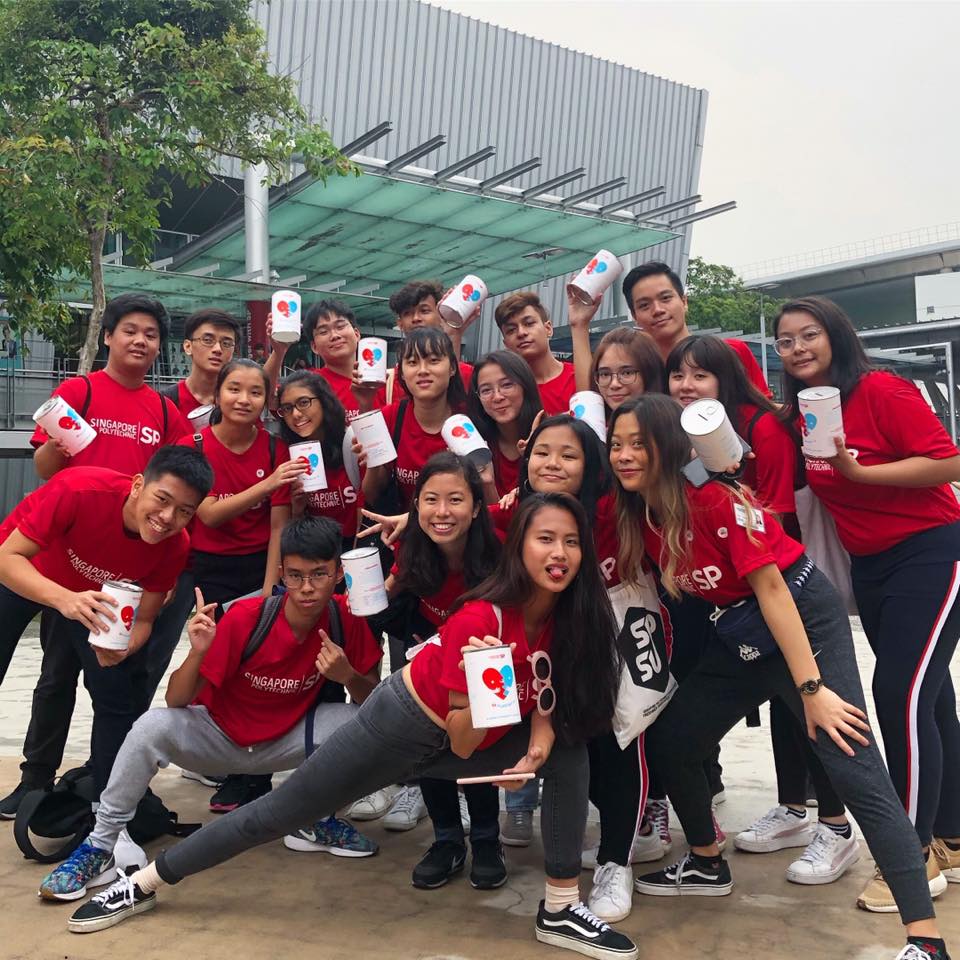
[645,798,673,854]
[383,785,427,831]
[345,786,398,822]
[631,821,669,863]
[786,823,860,885]
[588,862,634,922]
[113,829,147,872]
[734,805,814,854]
[894,945,940,960]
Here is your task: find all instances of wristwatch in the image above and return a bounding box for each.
[797,678,824,696]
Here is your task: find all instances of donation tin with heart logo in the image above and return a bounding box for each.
[441,414,492,467]
[797,386,844,458]
[288,441,328,492]
[439,274,488,329]
[33,397,97,455]
[271,290,302,344]
[463,645,522,728]
[567,249,624,305]
[357,337,388,383]
[88,580,143,651]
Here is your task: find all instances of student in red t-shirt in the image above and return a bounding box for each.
[360,327,467,510]
[775,296,960,915]
[609,394,950,960]
[160,308,240,418]
[0,446,212,796]
[74,495,638,960]
[276,371,361,545]
[467,351,543,497]
[32,293,189,480]
[620,261,770,396]
[47,516,382,905]
[371,453,504,883]
[264,299,380,423]
[495,292,577,416]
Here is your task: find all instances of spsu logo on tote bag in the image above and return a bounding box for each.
[608,575,678,749]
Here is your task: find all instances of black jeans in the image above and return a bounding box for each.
[420,778,500,845]
[0,583,43,685]
[646,567,933,924]
[588,730,643,866]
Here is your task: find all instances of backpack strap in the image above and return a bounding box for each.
[13,787,93,864]
[241,594,285,663]
[267,431,277,470]
[326,596,343,648]
[391,398,409,452]
[304,598,347,756]
[159,394,170,435]
[159,381,181,409]
[193,433,203,451]
[79,374,93,419]
[743,408,766,448]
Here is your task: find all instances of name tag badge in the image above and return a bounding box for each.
[733,502,766,532]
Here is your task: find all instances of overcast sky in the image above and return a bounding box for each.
[436,0,960,276]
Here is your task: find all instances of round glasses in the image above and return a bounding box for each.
[277,396,319,417]
[528,651,555,715]
[477,380,521,401]
[773,327,824,356]
[596,368,640,386]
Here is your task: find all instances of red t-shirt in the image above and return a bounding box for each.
[1,466,188,593]
[409,600,553,749]
[376,361,474,407]
[178,427,291,555]
[725,339,771,397]
[311,366,361,423]
[537,361,577,416]
[303,461,362,537]
[390,549,467,628]
[642,481,804,606]
[380,401,449,508]
[491,444,521,497]
[736,404,797,516]
[195,593,382,746]
[489,493,620,586]
[175,380,204,417]
[30,370,190,473]
[805,371,960,555]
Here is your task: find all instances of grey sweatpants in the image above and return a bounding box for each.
[90,702,358,853]
[157,671,590,884]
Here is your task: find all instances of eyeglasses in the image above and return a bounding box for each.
[477,379,521,401]
[773,327,824,356]
[313,318,353,338]
[277,396,319,417]
[190,334,236,350]
[596,368,640,387]
[528,651,555,716]
[281,570,335,588]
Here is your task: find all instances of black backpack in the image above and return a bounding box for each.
[77,372,172,435]
[13,766,199,864]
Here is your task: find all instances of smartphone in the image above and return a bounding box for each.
[456,772,535,785]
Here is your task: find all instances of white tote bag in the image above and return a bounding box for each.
[795,485,857,615]
[608,572,678,749]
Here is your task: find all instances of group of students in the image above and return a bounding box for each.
[0,263,957,960]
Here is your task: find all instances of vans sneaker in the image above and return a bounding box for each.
[634,853,733,898]
[383,784,427,831]
[588,862,634,923]
[67,870,155,933]
[786,823,859,884]
[894,945,953,960]
[535,899,638,959]
[735,805,814,853]
[283,816,378,857]
[345,785,398,821]
[39,842,116,902]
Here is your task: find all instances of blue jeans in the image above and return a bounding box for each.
[505,777,539,812]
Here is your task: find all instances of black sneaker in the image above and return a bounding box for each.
[0,780,49,820]
[634,852,733,897]
[411,841,467,889]
[470,838,507,890]
[209,774,272,813]
[535,900,638,959]
[67,870,156,934]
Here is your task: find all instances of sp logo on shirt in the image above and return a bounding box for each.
[618,607,671,693]
[139,426,161,446]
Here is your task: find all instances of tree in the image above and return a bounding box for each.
[0,0,359,372]
[685,257,785,337]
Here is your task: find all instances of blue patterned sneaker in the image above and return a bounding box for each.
[39,842,117,902]
[283,816,379,857]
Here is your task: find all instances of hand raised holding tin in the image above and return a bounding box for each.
[565,285,603,330]
[267,457,309,492]
[458,634,516,672]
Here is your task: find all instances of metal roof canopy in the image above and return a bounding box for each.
[166,121,717,311]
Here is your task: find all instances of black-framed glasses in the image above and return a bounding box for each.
[596,368,640,386]
[281,570,335,588]
[277,396,319,417]
[773,327,824,356]
[477,379,521,401]
[190,334,236,350]
[528,651,555,716]
[313,318,354,338]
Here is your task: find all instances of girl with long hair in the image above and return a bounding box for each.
[360,327,469,510]
[609,393,949,960]
[774,295,960,914]
[468,350,542,496]
[67,495,638,960]
[276,371,360,544]
[589,328,664,414]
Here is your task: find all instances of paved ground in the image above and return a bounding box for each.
[1,620,959,959]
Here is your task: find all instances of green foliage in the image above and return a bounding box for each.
[0,0,359,369]
[685,257,785,336]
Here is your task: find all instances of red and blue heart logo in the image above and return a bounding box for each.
[361,346,384,366]
[120,605,136,631]
[460,283,482,303]
[571,403,586,418]
[276,298,298,318]
[482,664,515,700]
[585,258,608,275]
[451,422,475,440]
[802,412,817,435]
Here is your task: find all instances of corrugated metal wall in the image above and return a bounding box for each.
[246,0,709,356]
